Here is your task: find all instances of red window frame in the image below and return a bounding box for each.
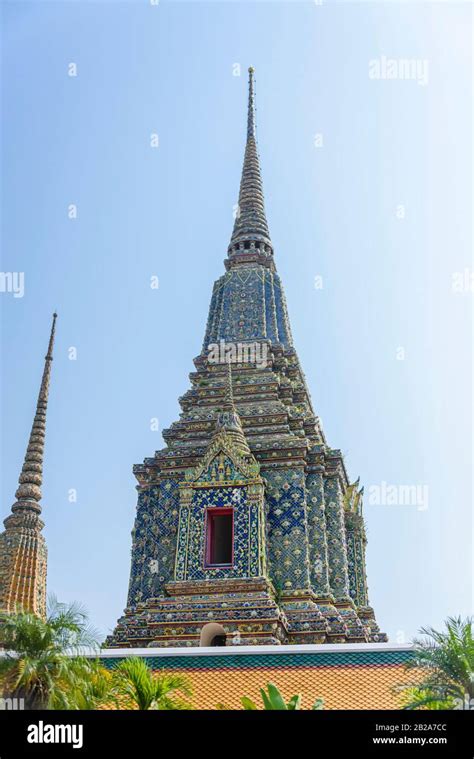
[205,508,234,568]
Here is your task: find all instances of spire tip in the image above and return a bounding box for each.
[46,311,58,361]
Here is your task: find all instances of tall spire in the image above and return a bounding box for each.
[0,313,57,619]
[227,67,274,269]
[12,312,57,515]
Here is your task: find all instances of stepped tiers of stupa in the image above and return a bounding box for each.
[106,69,386,648]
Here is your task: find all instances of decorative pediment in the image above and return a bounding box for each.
[184,433,260,485]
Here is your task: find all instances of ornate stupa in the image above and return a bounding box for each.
[107,70,386,648]
[0,313,57,620]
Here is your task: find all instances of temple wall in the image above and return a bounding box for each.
[305,471,331,598]
[127,480,180,607]
[202,267,293,348]
[323,476,351,602]
[0,528,47,618]
[262,467,312,594]
[345,513,369,608]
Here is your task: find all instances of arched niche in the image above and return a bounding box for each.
[199,622,227,647]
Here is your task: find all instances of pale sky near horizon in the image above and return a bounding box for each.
[1,0,472,642]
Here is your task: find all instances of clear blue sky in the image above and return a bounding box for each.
[1,1,472,643]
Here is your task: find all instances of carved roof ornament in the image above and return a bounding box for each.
[184,360,260,484]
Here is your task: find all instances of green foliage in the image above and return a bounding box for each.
[241,696,258,710]
[111,657,192,710]
[241,682,324,711]
[400,687,456,711]
[286,694,302,710]
[0,600,194,711]
[49,660,114,711]
[0,597,102,709]
[402,616,474,710]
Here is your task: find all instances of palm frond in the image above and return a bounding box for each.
[111,658,193,710]
[0,598,103,710]
[405,617,473,709]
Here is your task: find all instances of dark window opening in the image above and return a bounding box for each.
[210,634,227,647]
[206,510,233,566]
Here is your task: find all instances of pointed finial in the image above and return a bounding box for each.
[46,312,57,360]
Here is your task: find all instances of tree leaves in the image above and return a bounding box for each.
[241,682,323,711]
